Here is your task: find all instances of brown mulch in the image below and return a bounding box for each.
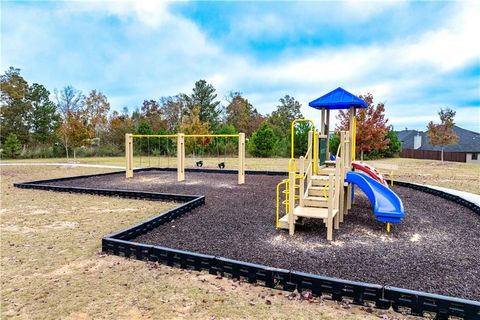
[40,169,480,301]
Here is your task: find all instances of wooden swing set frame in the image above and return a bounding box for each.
[125,133,246,184]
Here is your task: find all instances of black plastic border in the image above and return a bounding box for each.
[13,168,480,320]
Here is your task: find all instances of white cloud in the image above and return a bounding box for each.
[2,1,478,132]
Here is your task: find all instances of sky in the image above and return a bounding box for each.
[1,0,479,132]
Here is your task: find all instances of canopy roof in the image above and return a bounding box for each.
[308,87,368,110]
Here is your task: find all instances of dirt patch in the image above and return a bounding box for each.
[43,169,480,301]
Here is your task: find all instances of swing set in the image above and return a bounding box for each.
[125,133,246,184]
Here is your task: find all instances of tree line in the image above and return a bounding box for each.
[0,66,401,160]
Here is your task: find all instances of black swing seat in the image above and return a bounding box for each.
[196,160,203,167]
[218,162,225,169]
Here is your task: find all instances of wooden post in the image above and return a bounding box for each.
[238,133,245,184]
[307,130,313,182]
[299,156,305,207]
[339,131,346,222]
[327,173,334,241]
[177,133,185,182]
[288,170,295,235]
[334,156,341,230]
[125,133,133,178]
[314,130,319,175]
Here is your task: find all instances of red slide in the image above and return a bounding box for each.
[351,161,388,186]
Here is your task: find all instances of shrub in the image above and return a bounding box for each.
[249,122,277,157]
[2,133,22,159]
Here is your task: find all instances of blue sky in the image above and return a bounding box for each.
[1,0,479,131]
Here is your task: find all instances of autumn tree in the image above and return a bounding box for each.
[180,106,211,154]
[107,108,134,149]
[57,110,91,160]
[0,67,32,145]
[427,108,458,163]
[225,92,264,136]
[140,99,166,132]
[181,80,221,128]
[83,90,111,140]
[336,93,390,160]
[55,86,83,158]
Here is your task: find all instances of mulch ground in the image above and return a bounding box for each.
[41,169,480,301]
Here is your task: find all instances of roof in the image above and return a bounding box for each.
[308,87,368,110]
[396,126,480,152]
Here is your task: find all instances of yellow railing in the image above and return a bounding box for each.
[275,177,301,228]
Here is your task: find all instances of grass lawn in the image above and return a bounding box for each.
[0,165,417,319]
[2,156,479,194]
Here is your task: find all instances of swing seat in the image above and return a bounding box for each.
[218,162,225,169]
[196,160,203,167]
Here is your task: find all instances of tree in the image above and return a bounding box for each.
[135,122,153,154]
[83,90,111,140]
[182,80,221,128]
[249,121,277,157]
[180,106,211,154]
[380,130,401,158]
[225,92,264,136]
[107,110,134,149]
[29,83,60,144]
[160,95,184,132]
[268,95,303,139]
[336,93,390,160]
[55,86,83,158]
[427,108,458,163]
[140,99,166,132]
[2,133,22,158]
[293,121,312,157]
[0,67,32,145]
[57,110,91,160]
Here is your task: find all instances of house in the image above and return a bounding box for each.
[396,126,480,163]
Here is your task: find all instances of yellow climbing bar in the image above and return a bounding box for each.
[131,134,178,138]
[184,134,240,138]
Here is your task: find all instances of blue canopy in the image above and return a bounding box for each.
[308,87,368,110]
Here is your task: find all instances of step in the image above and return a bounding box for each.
[324,160,336,167]
[303,195,328,207]
[278,214,304,229]
[311,175,330,186]
[294,206,338,219]
[308,186,330,196]
[318,167,336,175]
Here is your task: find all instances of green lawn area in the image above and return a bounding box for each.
[1,165,414,319]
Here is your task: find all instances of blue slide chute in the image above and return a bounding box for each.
[345,171,405,223]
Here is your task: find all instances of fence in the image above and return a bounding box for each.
[400,149,466,163]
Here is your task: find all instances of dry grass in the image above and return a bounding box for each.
[2,155,479,193]
[369,158,480,194]
[0,166,417,319]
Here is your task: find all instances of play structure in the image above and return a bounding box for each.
[125,133,246,184]
[276,87,405,240]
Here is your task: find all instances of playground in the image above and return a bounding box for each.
[6,88,480,319]
[34,168,480,301]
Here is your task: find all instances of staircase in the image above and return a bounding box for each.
[276,130,350,241]
[277,157,343,240]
